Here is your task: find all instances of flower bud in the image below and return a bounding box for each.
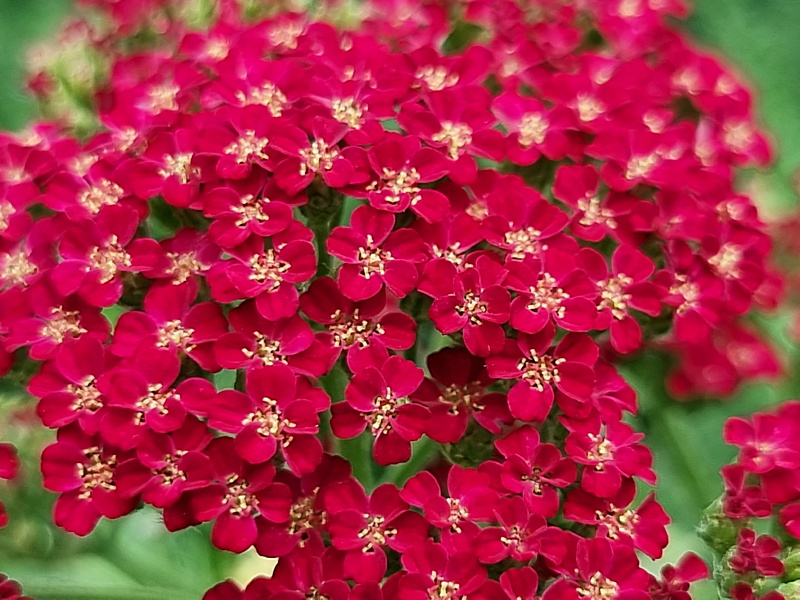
[699,497,743,556]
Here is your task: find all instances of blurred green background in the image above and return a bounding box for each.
[0,0,799,598]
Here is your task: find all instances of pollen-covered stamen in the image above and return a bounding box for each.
[41,307,87,343]
[136,384,178,419]
[444,497,470,532]
[1,166,27,184]
[428,573,463,600]
[268,21,303,49]
[242,396,298,446]
[68,376,103,413]
[520,467,545,495]
[527,273,570,317]
[586,434,615,470]
[596,504,639,540]
[159,153,196,184]
[669,275,700,314]
[504,227,545,259]
[577,572,619,600]
[431,243,463,267]
[517,351,564,392]
[232,194,272,226]
[235,82,287,117]
[154,452,187,486]
[617,0,644,18]
[438,381,484,415]
[433,122,473,160]
[368,167,422,205]
[328,309,384,348]
[77,446,117,499]
[708,243,743,279]
[147,83,180,113]
[576,94,605,122]
[166,251,205,284]
[0,201,15,232]
[242,332,288,366]
[288,488,327,537]
[716,199,747,222]
[78,179,124,214]
[204,38,229,60]
[467,200,488,220]
[455,291,488,325]
[88,236,132,284]
[331,97,366,129]
[597,275,633,320]
[367,386,409,437]
[0,249,37,286]
[357,236,392,279]
[415,65,459,91]
[722,120,755,153]
[157,320,196,351]
[577,196,618,229]
[224,474,259,517]
[499,524,524,548]
[248,250,291,290]
[357,514,397,552]
[299,140,339,176]
[624,153,660,180]
[518,113,549,147]
[225,130,270,164]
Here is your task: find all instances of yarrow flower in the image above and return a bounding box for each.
[0,0,789,597]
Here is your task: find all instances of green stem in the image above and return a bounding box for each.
[312,221,333,278]
[23,583,198,600]
[381,437,440,487]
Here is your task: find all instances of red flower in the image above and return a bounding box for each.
[327,205,427,301]
[473,496,551,563]
[505,249,597,335]
[420,254,510,357]
[326,480,429,583]
[412,347,512,442]
[487,323,597,423]
[360,135,449,222]
[202,179,296,248]
[109,283,227,371]
[41,425,137,535]
[185,437,290,553]
[29,337,112,434]
[543,537,651,600]
[214,301,335,377]
[493,426,576,518]
[209,363,326,475]
[728,529,784,577]
[564,480,670,560]
[564,413,655,497]
[579,244,662,354]
[115,416,213,507]
[299,277,415,369]
[401,466,498,535]
[397,540,488,598]
[206,232,316,320]
[331,354,429,466]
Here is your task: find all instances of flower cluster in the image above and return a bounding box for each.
[0,0,786,597]
[696,402,800,599]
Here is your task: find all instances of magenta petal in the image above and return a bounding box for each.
[235,424,279,464]
[212,512,257,553]
[346,548,388,583]
[283,435,323,475]
[508,382,553,422]
[338,264,383,301]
